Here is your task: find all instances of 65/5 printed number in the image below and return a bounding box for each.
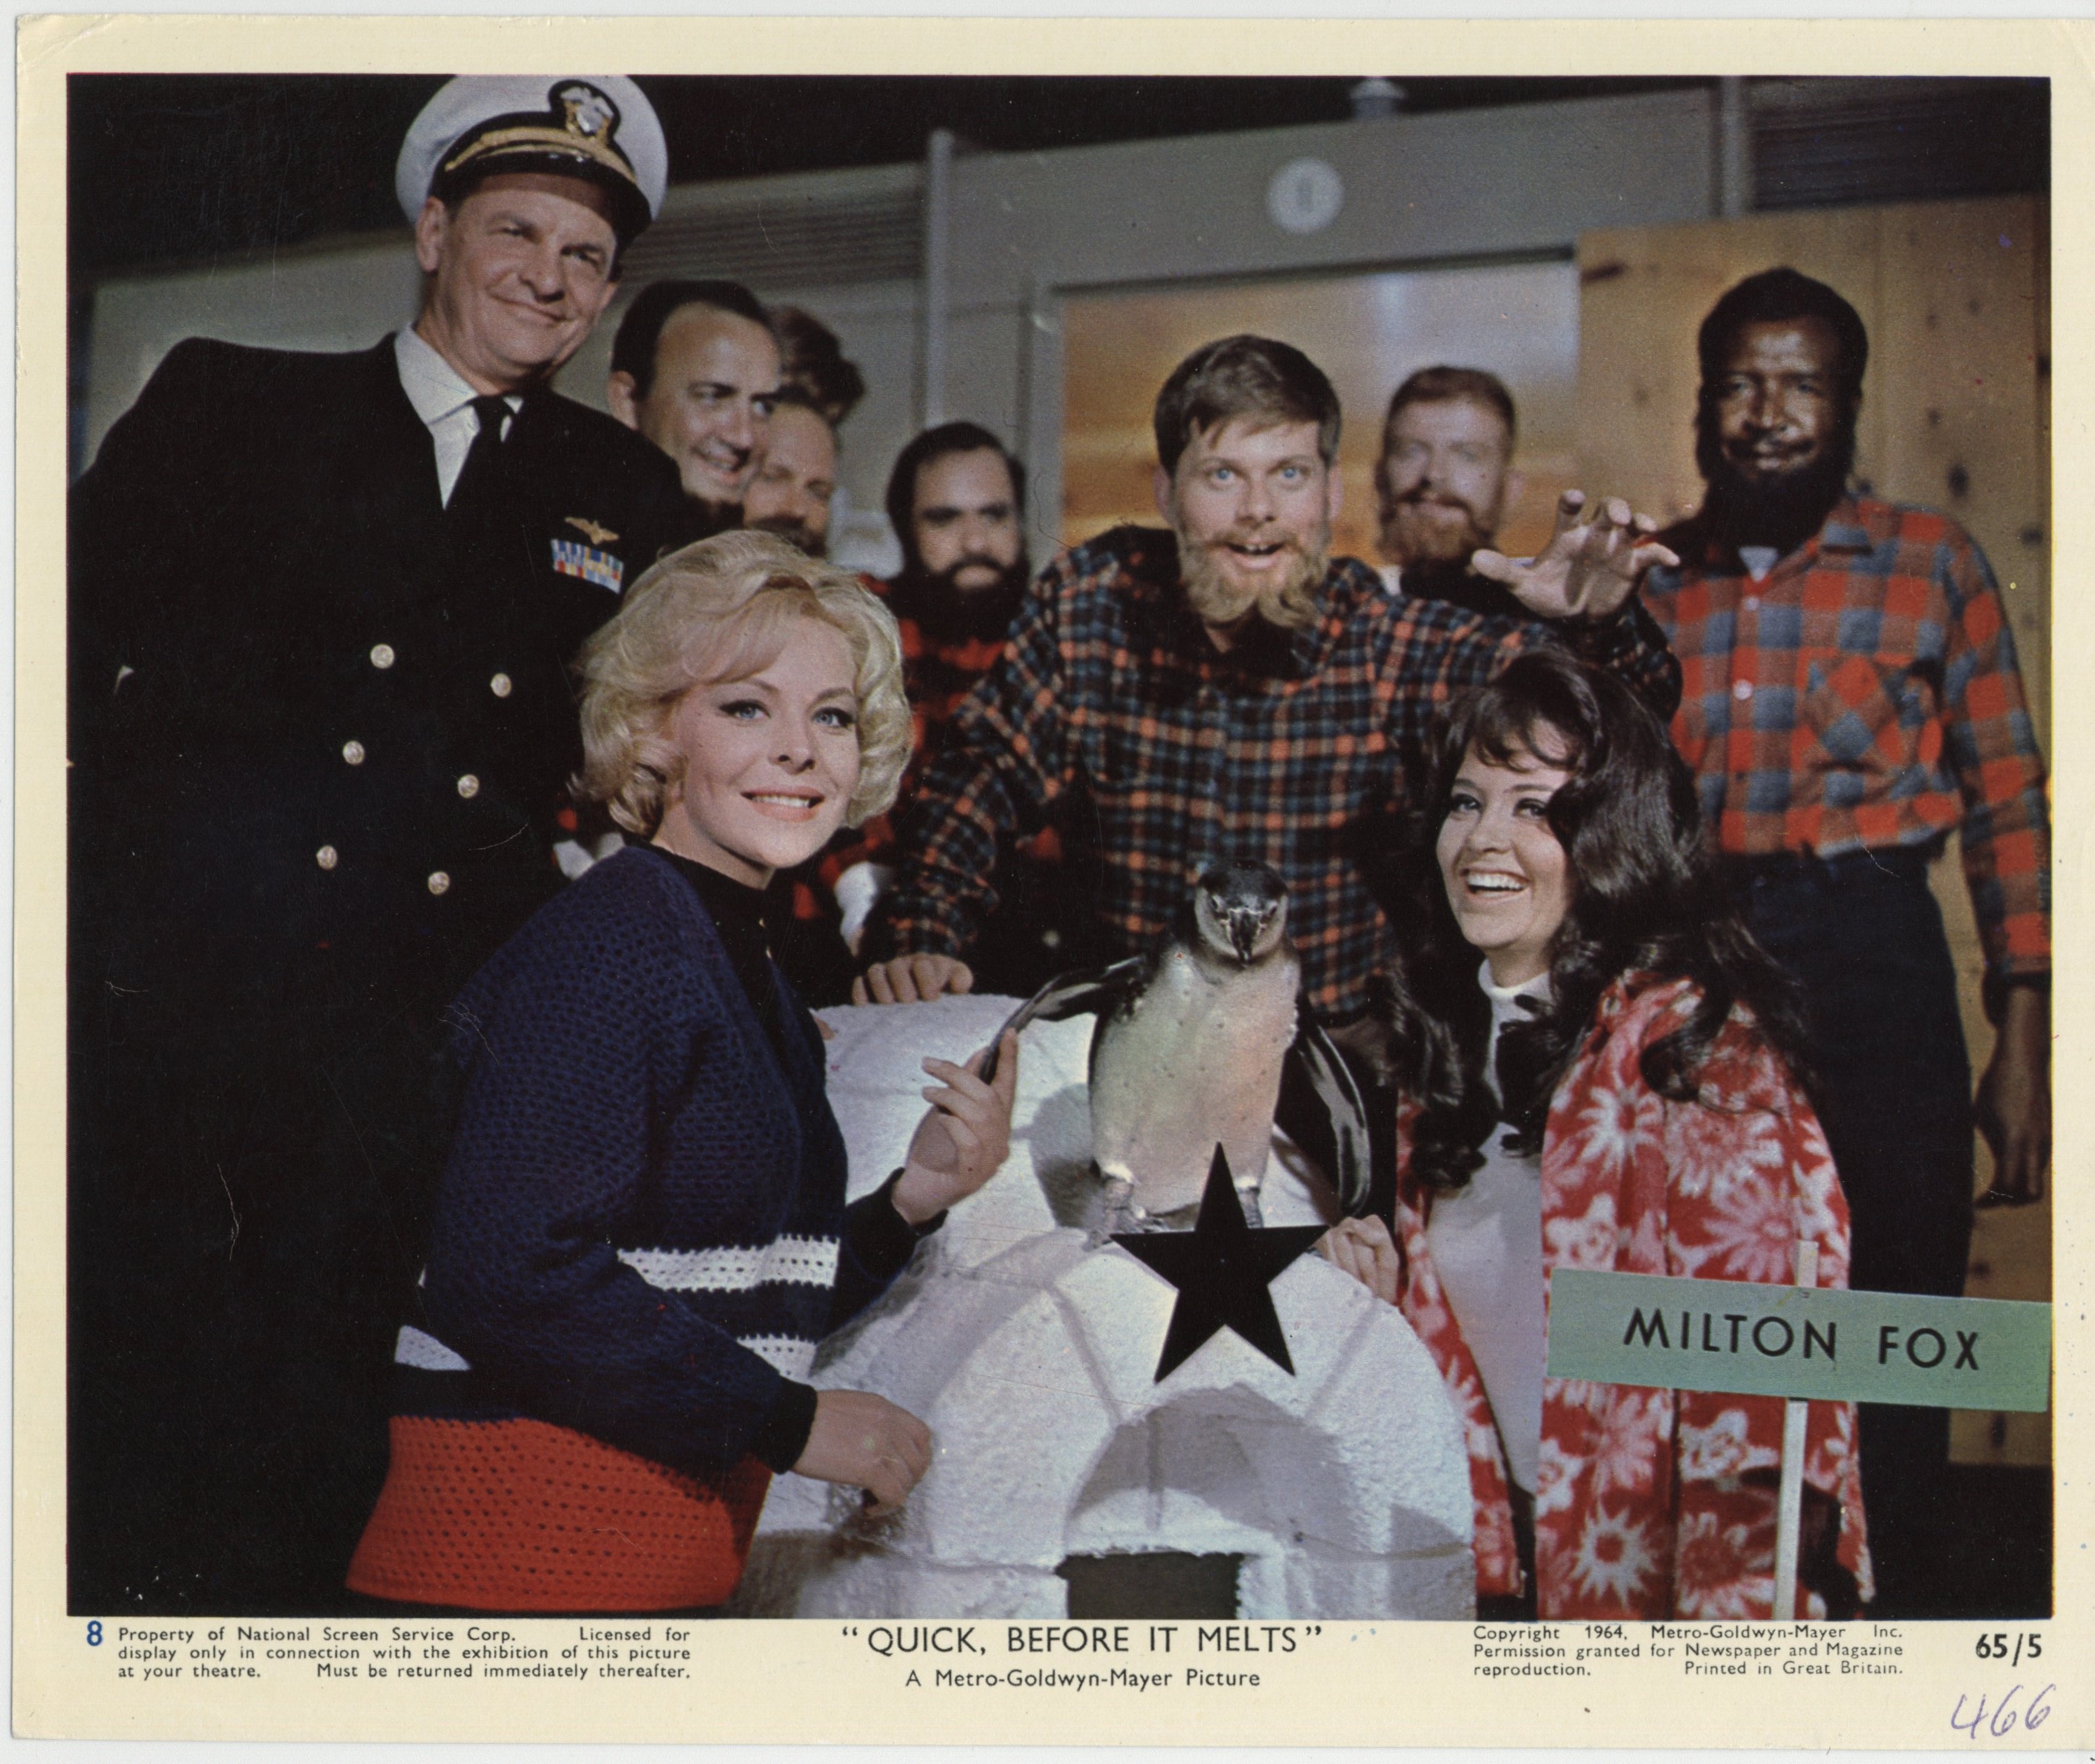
[1972,1632,2039,1665]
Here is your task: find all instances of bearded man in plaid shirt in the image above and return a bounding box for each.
[1642,268,2051,1617]
[854,333,1682,1023]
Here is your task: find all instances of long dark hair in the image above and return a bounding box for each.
[1385,649,1813,1193]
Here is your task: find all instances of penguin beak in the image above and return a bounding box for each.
[1224,906,1264,965]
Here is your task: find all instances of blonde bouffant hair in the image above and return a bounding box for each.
[576,531,911,839]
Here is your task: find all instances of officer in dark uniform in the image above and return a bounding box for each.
[68,76,702,1613]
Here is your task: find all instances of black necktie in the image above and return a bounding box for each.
[446,396,513,521]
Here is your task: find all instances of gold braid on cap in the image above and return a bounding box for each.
[442,123,637,185]
[442,85,637,190]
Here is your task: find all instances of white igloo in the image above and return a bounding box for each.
[730,994,1475,1620]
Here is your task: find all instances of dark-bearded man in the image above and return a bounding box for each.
[855,333,1683,1021]
[819,422,1076,995]
[1642,268,2051,1617]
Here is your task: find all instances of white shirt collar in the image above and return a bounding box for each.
[393,326,488,428]
[394,328,522,505]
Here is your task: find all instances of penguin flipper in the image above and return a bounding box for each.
[978,955,1150,1084]
[1282,1003,1373,1216]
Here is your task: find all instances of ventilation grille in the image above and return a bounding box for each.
[619,182,923,290]
[1752,77,2046,212]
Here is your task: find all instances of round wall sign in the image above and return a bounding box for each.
[1265,157,1345,235]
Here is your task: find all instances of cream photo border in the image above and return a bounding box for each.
[16,14,2092,1747]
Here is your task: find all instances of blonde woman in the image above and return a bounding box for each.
[349,534,1018,1613]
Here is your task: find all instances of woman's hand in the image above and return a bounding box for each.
[1319,1214,1400,1306]
[792,1388,932,1515]
[891,1032,1020,1223]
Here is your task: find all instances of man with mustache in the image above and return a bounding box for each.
[1375,365,1529,623]
[855,333,1682,1022]
[1642,268,2051,1617]
[608,278,781,536]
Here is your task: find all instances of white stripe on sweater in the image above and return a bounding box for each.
[396,1322,817,1385]
[395,1323,472,1372]
[739,1335,818,1380]
[618,1235,839,1293]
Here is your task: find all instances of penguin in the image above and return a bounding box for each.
[983,859,1372,1227]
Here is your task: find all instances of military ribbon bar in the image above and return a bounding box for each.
[550,539,624,594]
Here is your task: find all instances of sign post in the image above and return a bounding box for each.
[1770,1240,1819,1620]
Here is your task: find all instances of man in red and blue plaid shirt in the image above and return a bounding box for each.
[854,334,1682,1024]
[820,421,1086,999]
[1642,268,2051,1617]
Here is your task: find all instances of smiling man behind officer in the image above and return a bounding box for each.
[608,278,782,536]
[69,75,697,1612]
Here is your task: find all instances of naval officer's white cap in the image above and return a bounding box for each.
[396,75,668,245]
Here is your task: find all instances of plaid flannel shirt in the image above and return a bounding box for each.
[865,524,1681,1019]
[1644,496,2049,981]
[817,579,1060,891]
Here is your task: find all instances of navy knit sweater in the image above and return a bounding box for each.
[393,843,931,1476]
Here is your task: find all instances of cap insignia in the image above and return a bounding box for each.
[554,82,619,144]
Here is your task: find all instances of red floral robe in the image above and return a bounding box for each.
[1393,975,1872,1618]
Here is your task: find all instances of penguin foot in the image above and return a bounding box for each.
[1086,1176,1139,1248]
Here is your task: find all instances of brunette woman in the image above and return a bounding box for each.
[1325,649,1868,1619]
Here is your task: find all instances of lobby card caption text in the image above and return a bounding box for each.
[86,1614,2059,1733]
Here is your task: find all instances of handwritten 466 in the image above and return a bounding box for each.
[1948,1682,2052,1741]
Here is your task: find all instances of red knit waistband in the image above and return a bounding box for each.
[348,1414,771,1612]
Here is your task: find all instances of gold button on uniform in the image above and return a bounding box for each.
[427,871,451,896]
[456,774,481,799]
[370,643,396,670]
[489,672,513,698]
[341,740,365,765]
[315,845,340,871]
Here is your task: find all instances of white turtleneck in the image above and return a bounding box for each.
[1424,963,1549,1495]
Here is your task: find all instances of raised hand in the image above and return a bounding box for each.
[891,1031,1021,1222]
[1472,489,1680,622]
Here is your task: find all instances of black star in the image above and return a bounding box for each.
[1113,1145,1327,1380]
